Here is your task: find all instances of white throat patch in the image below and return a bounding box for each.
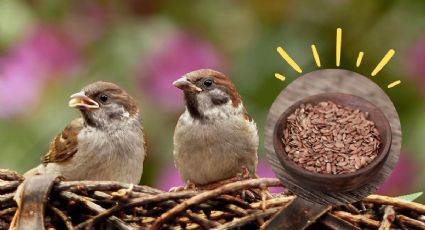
[183,89,244,122]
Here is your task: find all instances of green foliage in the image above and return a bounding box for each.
[396,192,423,202]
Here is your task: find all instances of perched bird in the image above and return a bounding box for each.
[24,81,146,184]
[172,69,258,186]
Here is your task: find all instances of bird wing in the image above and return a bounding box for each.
[42,118,83,164]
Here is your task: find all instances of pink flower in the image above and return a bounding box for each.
[256,159,285,193]
[139,31,223,111]
[0,26,80,118]
[155,164,184,191]
[21,26,80,74]
[377,153,418,196]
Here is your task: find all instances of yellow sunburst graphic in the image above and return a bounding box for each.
[275,28,401,89]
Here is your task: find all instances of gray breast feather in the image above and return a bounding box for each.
[173,115,258,185]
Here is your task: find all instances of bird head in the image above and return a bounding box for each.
[69,81,139,127]
[173,69,243,120]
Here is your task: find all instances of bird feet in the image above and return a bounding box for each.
[169,181,196,192]
[197,166,253,190]
[236,166,251,180]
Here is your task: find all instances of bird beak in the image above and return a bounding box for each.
[173,77,202,93]
[68,92,99,109]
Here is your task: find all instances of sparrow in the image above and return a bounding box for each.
[172,69,259,187]
[24,81,146,184]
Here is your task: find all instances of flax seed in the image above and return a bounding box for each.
[282,101,381,175]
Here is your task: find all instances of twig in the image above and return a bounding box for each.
[250,196,294,209]
[0,193,15,208]
[151,178,280,229]
[364,194,425,214]
[92,191,113,200]
[378,205,395,230]
[209,210,237,221]
[332,210,380,228]
[73,205,125,230]
[0,170,23,181]
[395,215,408,230]
[398,214,425,229]
[48,205,73,229]
[0,181,20,192]
[59,191,133,230]
[345,204,361,214]
[56,181,163,195]
[214,194,251,209]
[319,213,361,230]
[222,204,248,217]
[183,210,220,228]
[213,207,279,230]
[125,190,198,207]
[0,207,16,217]
[72,190,199,229]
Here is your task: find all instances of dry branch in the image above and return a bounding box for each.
[151,178,280,229]
[378,205,395,230]
[364,194,425,214]
[398,214,425,229]
[332,210,380,228]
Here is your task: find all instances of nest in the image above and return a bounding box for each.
[1,169,425,230]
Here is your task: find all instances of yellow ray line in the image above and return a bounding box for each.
[274,73,286,81]
[336,28,342,67]
[311,45,321,67]
[371,49,395,76]
[387,80,401,88]
[276,46,303,73]
[356,52,364,67]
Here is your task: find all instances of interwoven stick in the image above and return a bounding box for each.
[151,178,281,229]
[398,214,425,229]
[364,194,425,214]
[2,173,425,230]
[332,210,380,228]
[59,191,134,230]
[214,207,280,230]
[48,205,73,229]
[56,181,163,195]
[378,205,395,230]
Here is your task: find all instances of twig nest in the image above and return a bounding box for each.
[1,170,425,229]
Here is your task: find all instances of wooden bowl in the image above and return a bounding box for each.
[273,92,392,192]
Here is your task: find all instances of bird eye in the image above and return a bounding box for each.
[203,79,213,87]
[99,94,109,103]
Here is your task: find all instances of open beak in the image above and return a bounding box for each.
[68,92,99,109]
[173,77,202,93]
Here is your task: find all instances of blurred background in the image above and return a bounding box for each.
[0,0,424,202]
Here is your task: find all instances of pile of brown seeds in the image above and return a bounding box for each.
[282,101,381,175]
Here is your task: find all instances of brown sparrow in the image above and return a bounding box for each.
[24,81,146,184]
[172,69,259,186]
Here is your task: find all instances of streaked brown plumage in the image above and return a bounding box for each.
[25,81,146,184]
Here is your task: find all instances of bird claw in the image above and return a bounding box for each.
[169,181,196,192]
[240,182,272,207]
[236,166,251,180]
[169,186,185,192]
